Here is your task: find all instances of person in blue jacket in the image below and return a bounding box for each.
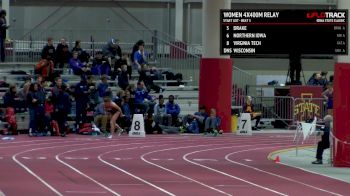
[166,95,181,126]
[134,81,153,114]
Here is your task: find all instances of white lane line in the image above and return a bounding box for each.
[0,157,3,159]
[215,184,252,187]
[37,157,47,160]
[0,140,78,149]
[154,180,192,183]
[193,159,218,162]
[151,158,174,161]
[141,144,233,196]
[244,159,253,162]
[12,140,115,196]
[183,144,289,196]
[22,157,31,160]
[98,147,176,196]
[109,183,144,186]
[64,157,89,160]
[225,147,343,196]
[0,190,5,196]
[114,158,133,160]
[65,190,107,194]
[56,140,182,196]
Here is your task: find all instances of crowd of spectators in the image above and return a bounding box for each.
[1,37,219,137]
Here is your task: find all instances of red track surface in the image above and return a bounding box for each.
[0,133,348,196]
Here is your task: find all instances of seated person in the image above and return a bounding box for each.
[118,64,129,90]
[97,75,111,101]
[154,95,171,126]
[204,108,221,134]
[165,95,181,126]
[182,105,208,134]
[134,81,153,114]
[243,96,261,130]
[35,55,54,82]
[91,51,111,76]
[312,115,332,164]
[139,64,162,93]
[69,51,90,75]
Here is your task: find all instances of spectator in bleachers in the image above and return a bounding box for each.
[307,72,328,88]
[87,75,99,108]
[119,95,132,133]
[27,83,46,136]
[154,95,171,126]
[181,105,208,134]
[114,54,131,80]
[165,95,181,126]
[3,85,19,109]
[102,38,122,66]
[118,64,129,90]
[204,108,222,134]
[74,76,90,130]
[18,77,31,102]
[0,9,9,62]
[72,40,90,63]
[139,64,162,93]
[56,38,71,70]
[91,51,110,76]
[97,75,111,101]
[51,80,71,137]
[131,40,146,71]
[41,37,56,62]
[35,55,54,82]
[44,95,54,135]
[70,51,90,75]
[134,81,153,114]
[243,96,261,130]
[323,83,333,116]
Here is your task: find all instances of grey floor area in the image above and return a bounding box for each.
[270,146,350,183]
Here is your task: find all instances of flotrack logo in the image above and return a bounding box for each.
[307,11,346,19]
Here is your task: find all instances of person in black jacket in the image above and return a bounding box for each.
[118,64,129,90]
[41,37,56,62]
[27,83,46,136]
[51,82,71,137]
[312,115,333,164]
[56,38,71,70]
[0,9,9,62]
[3,85,18,108]
[74,76,90,129]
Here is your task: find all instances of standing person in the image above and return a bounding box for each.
[322,84,333,116]
[165,95,181,126]
[27,83,46,136]
[132,40,147,71]
[312,115,332,164]
[52,83,71,137]
[75,76,89,130]
[0,9,9,62]
[56,38,71,71]
[41,37,56,62]
[289,52,302,85]
[118,64,129,90]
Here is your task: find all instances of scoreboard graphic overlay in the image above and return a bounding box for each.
[220,10,348,55]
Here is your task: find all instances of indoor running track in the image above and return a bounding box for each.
[0,133,348,196]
